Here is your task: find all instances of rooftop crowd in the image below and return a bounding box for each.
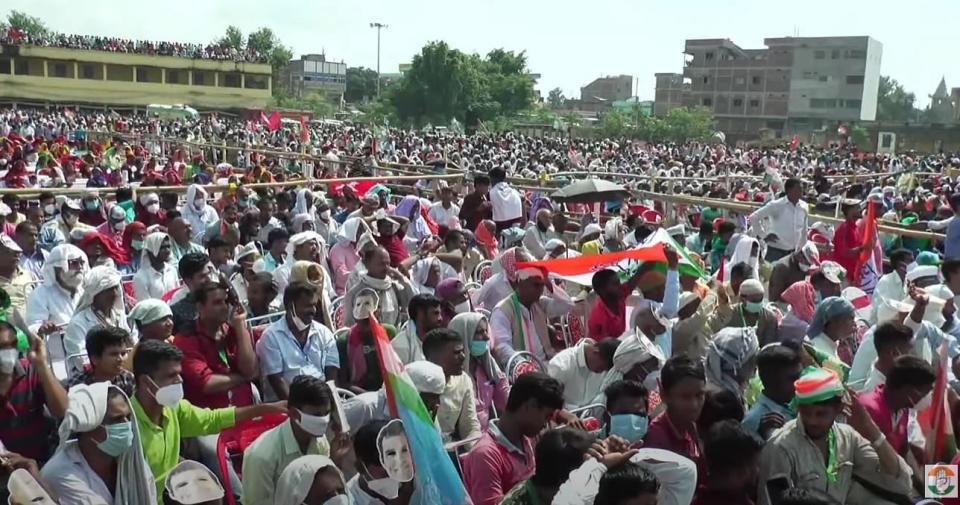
[0,105,958,504]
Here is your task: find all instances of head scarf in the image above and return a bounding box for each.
[411,257,440,292]
[405,360,447,394]
[57,383,155,505]
[604,218,624,242]
[450,313,503,381]
[285,231,325,268]
[76,265,124,317]
[183,184,208,218]
[141,231,169,266]
[435,277,464,301]
[726,236,761,280]
[394,195,431,240]
[121,221,147,254]
[806,296,855,337]
[128,298,173,328]
[897,285,954,328]
[497,247,520,283]
[274,455,345,505]
[612,332,665,374]
[293,188,314,215]
[781,280,816,322]
[475,220,499,258]
[704,327,759,399]
[738,279,765,297]
[337,217,369,245]
[79,231,128,266]
[42,244,88,287]
[528,196,553,223]
[289,260,333,329]
[794,366,844,405]
[291,213,315,233]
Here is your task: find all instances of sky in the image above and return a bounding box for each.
[6,0,957,106]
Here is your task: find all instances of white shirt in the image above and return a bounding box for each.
[392,321,425,365]
[347,474,387,505]
[471,273,513,310]
[133,262,180,301]
[63,308,134,376]
[490,182,522,222]
[341,390,390,431]
[26,282,82,377]
[548,340,607,410]
[872,272,907,325]
[809,334,839,359]
[748,196,809,251]
[428,201,461,229]
[490,288,574,364]
[40,441,156,505]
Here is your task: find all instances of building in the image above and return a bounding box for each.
[928,78,956,124]
[283,54,347,103]
[654,73,688,116]
[569,75,633,114]
[0,44,272,109]
[653,36,882,136]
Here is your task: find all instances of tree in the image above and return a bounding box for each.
[272,91,335,118]
[600,110,629,138]
[3,10,49,37]
[547,88,566,109]
[345,67,380,103]
[877,76,917,122]
[662,106,715,143]
[246,27,277,55]
[218,25,244,51]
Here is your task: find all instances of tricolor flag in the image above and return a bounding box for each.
[854,201,881,294]
[917,342,958,464]
[371,315,469,505]
[299,115,310,144]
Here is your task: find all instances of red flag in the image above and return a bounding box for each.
[299,115,310,144]
[852,200,877,288]
[259,111,281,132]
[789,135,799,151]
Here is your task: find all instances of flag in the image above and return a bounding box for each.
[789,135,800,151]
[328,180,376,198]
[917,342,958,463]
[299,115,310,144]
[260,111,281,132]
[371,314,469,505]
[854,201,880,294]
[802,343,850,383]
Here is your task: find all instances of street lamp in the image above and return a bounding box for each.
[369,22,388,97]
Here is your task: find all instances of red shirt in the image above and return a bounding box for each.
[644,411,705,486]
[174,321,254,409]
[587,284,631,341]
[832,219,861,278]
[0,360,56,462]
[857,384,908,455]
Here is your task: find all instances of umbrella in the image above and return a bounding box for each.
[550,178,630,204]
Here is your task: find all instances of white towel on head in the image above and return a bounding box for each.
[59,381,110,445]
[405,360,446,394]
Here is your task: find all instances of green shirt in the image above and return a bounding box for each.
[132,397,236,501]
[117,199,136,223]
[500,480,544,505]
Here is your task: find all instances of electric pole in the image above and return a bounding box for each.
[369,22,388,97]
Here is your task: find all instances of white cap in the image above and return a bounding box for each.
[0,235,21,253]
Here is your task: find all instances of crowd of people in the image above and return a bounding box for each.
[2,28,267,63]
[0,105,958,505]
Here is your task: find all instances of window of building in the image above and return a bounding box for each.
[192,71,214,86]
[702,97,712,106]
[244,74,269,90]
[846,49,867,59]
[702,76,710,85]
[810,98,836,108]
[734,76,745,85]
[51,63,67,78]
[881,133,893,148]
[831,49,840,59]
[106,64,133,82]
[751,76,761,85]
[749,99,760,108]
[81,64,96,79]
[222,73,242,88]
[733,98,743,107]
[846,99,862,109]
[846,75,864,85]
[167,70,188,85]
[814,50,825,59]
[0,59,9,75]
[819,75,828,82]
[704,52,714,61]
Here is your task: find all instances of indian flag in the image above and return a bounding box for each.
[371,315,469,505]
[917,342,958,463]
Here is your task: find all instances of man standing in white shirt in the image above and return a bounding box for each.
[428,183,461,230]
[489,167,523,233]
[748,178,808,262]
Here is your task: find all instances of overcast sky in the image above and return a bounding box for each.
[6,0,956,106]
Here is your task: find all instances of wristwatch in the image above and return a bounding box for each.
[870,433,887,449]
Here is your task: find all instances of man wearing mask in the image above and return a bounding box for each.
[40,383,156,504]
[768,243,819,304]
[26,244,88,378]
[0,234,34,317]
[96,204,129,249]
[742,343,802,440]
[714,278,780,347]
[604,380,650,447]
[166,211,205,264]
[243,375,351,505]
[131,340,287,498]
[523,208,557,259]
[133,232,180,302]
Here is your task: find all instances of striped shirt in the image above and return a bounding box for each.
[0,359,57,462]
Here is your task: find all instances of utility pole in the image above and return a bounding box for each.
[370,22,388,97]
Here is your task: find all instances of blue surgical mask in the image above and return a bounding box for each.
[744,301,764,314]
[469,340,489,357]
[610,414,648,443]
[84,200,100,211]
[97,421,134,457]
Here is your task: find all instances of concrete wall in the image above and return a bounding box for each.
[784,37,877,121]
[860,38,882,121]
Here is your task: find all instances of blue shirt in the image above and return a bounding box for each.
[946,217,960,259]
[255,317,340,400]
[742,393,795,440]
[19,248,47,281]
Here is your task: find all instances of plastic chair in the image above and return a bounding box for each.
[472,261,493,284]
[505,351,546,384]
[215,413,287,505]
[565,314,586,347]
[330,296,345,328]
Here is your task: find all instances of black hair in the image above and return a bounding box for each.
[178,251,210,280]
[0,321,15,342]
[506,371,565,412]
[531,428,596,489]
[85,326,132,358]
[283,281,318,307]
[698,386,745,433]
[885,355,936,391]
[593,462,660,505]
[660,355,706,393]
[249,271,278,291]
[407,293,442,320]
[779,487,842,505]
[206,236,229,250]
[489,167,507,184]
[595,339,621,369]
[115,187,133,202]
[165,209,182,221]
[784,178,802,192]
[699,220,713,235]
[288,375,332,410]
[443,229,464,250]
[604,380,648,411]
[944,259,960,282]
[132,339,183,378]
[14,221,36,235]
[873,321,914,355]
[703,420,763,477]
[591,269,619,293]
[888,248,914,266]
[1,194,18,206]
[950,193,960,212]
[194,280,228,305]
[729,262,754,281]
[266,228,290,248]
[473,174,491,186]
[717,221,736,235]
[38,191,55,202]
[757,344,801,384]
[422,328,463,359]
[354,419,391,467]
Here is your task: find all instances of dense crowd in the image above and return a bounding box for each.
[0,105,959,505]
[2,29,267,63]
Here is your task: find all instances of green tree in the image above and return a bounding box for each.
[3,10,49,37]
[272,91,335,118]
[600,110,629,138]
[218,25,244,51]
[662,106,715,143]
[246,27,277,55]
[547,88,566,109]
[877,76,916,121]
[345,67,381,103]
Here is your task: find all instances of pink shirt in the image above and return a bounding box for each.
[472,366,509,432]
[858,384,908,454]
[328,241,359,295]
[461,421,534,505]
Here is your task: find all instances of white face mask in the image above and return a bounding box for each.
[296,409,330,437]
[150,377,184,407]
[913,391,934,411]
[113,220,126,232]
[319,210,331,220]
[146,202,160,214]
[319,494,350,505]
[193,199,206,212]
[43,204,55,216]
[59,269,83,289]
[0,348,18,374]
[290,307,310,332]
[367,476,400,500]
